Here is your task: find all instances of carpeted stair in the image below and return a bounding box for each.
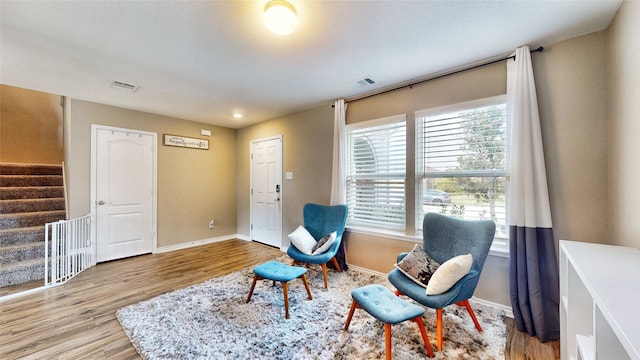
[0,163,66,287]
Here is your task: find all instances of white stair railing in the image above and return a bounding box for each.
[45,214,94,286]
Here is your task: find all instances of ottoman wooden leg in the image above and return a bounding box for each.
[384,323,392,360]
[301,274,312,300]
[283,281,290,319]
[246,275,259,303]
[412,316,435,358]
[344,300,359,330]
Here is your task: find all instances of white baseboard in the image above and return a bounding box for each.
[470,296,514,318]
[347,264,514,318]
[155,234,243,253]
[236,234,251,241]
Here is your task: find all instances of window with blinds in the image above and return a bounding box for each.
[346,115,406,230]
[416,96,508,239]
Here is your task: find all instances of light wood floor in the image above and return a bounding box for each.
[0,239,559,359]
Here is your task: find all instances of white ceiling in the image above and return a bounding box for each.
[1,1,622,129]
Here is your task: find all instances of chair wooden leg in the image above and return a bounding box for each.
[412,316,435,358]
[283,281,290,319]
[246,275,258,303]
[321,263,328,288]
[300,274,312,300]
[436,308,443,351]
[457,299,483,332]
[331,257,342,272]
[344,300,359,330]
[384,323,392,360]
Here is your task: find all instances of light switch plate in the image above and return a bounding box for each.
[285,172,293,180]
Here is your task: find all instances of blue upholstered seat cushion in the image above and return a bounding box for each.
[351,284,424,324]
[254,261,307,282]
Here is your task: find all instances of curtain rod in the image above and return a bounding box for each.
[339,46,544,106]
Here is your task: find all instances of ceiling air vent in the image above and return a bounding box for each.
[109,80,139,92]
[348,76,376,89]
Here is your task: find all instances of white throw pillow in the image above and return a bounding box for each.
[288,226,317,255]
[426,253,473,295]
[311,231,337,255]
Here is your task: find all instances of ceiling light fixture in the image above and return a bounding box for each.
[263,0,298,36]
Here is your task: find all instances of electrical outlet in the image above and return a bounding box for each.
[208,220,214,229]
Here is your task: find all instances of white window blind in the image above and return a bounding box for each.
[416,96,508,238]
[346,116,406,230]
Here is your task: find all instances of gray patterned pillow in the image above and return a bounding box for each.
[394,244,441,288]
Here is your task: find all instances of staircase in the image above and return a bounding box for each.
[0,163,66,287]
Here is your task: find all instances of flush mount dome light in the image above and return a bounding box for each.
[263,0,298,36]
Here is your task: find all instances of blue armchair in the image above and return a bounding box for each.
[388,212,495,351]
[287,203,348,288]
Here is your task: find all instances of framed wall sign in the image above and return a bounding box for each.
[163,134,209,150]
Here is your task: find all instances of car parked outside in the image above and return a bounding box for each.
[423,189,451,204]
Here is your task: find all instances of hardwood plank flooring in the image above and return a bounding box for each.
[1,239,559,359]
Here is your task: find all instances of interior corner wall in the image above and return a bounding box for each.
[607,0,640,249]
[533,31,609,247]
[236,104,334,248]
[0,84,64,164]
[66,99,237,248]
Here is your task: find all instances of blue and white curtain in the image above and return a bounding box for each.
[330,99,346,205]
[330,99,348,270]
[507,46,560,342]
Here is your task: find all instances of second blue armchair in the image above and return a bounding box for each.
[287,203,348,288]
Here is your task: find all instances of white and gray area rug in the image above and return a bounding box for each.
[116,257,506,359]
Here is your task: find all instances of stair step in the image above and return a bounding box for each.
[0,163,62,176]
[0,186,64,200]
[0,210,66,230]
[0,198,65,213]
[0,175,63,187]
[0,259,45,287]
[0,242,45,264]
[0,226,44,246]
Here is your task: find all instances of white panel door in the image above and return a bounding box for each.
[94,127,155,262]
[251,136,283,248]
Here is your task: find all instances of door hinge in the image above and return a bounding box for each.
[251,224,253,230]
[251,188,253,195]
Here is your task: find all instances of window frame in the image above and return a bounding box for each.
[414,95,509,252]
[345,114,407,232]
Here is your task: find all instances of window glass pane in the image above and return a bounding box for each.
[416,101,507,238]
[346,119,406,230]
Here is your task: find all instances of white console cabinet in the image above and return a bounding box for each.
[560,240,640,360]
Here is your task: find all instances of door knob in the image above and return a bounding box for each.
[275,197,280,202]
[98,200,105,205]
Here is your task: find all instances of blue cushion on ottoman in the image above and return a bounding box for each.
[254,260,307,282]
[351,284,424,325]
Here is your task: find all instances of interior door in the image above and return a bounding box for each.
[250,136,283,248]
[93,125,156,262]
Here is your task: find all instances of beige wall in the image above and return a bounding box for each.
[534,31,609,245]
[608,0,640,248]
[66,99,237,248]
[236,105,334,247]
[338,32,611,307]
[0,84,63,164]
